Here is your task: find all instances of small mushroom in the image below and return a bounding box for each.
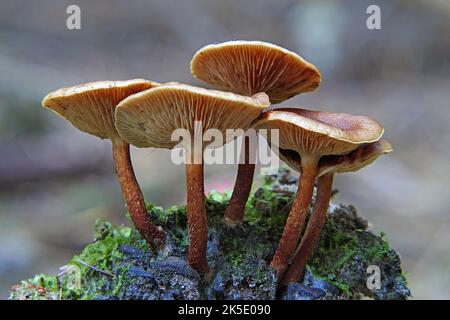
[281,140,393,285]
[191,40,321,224]
[114,83,269,273]
[42,79,166,249]
[253,108,384,278]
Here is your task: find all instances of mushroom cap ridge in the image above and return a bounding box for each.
[115,83,270,149]
[254,107,384,158]
[191,40,321,104]
[42,79,158,140]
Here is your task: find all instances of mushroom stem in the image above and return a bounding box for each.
[281,173,334,285]
[271,157,318,279]
[185,150,209,273]
[112,138,165,250]
[224,138,255,225]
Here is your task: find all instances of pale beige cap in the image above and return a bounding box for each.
[115,83,270,149]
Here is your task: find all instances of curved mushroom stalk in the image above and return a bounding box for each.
[270,156,319,277]
[281,173,333,285]
[281,140,392,285]
[112,138,166,249]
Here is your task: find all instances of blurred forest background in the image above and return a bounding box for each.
[0,0,449,299]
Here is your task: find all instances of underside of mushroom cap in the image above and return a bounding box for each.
[191,41,321,104]
[278,148,303,173]
[254,107,384,158]
[279,140,392,175]
[318,140,393,176]
[115,83,270,149]
[42,79,159,139]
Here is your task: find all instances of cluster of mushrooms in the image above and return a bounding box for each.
[42,40,392,287]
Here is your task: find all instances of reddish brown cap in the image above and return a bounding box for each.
[191,41,321,104]
[254,107,384,162]
[42,79,158,139]
[115,83,270,149]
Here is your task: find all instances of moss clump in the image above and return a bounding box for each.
[73,218,132,274]
[362,231,391,263]
[10,274,58,300]
[244,184,291,235]
[64,218,133,299]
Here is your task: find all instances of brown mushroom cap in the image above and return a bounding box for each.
[115,83,270,149]
[190,41,321,104]
[42,79,159,139]
[254,108,384,159]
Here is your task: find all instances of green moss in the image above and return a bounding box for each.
[244,185,290,235]
[148,203,189,250]
[80,220,129,261]
[37,218,134,300]
[71,219,131,272]
[362,232,390,263]
[9,274,59,300]
[208,190,231,203]
[307,217,360,296]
